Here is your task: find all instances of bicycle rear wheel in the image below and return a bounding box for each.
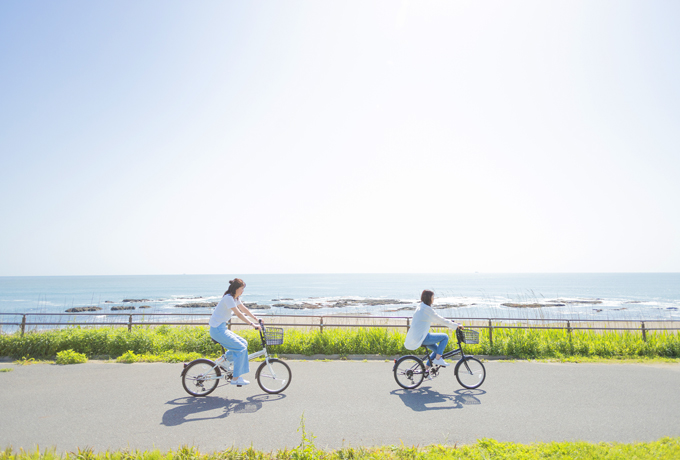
[454,357,486,389]
[393,356,425,389]
[182,359,221,396]
[256,358,291,394]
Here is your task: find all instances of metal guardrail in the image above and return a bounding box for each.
[1,312,679,344]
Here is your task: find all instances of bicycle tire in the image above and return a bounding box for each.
[182,359,221,397]
[255,358,292,394]
[393,355,426,389]
[454,357,486,389]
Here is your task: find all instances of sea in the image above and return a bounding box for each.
[1,273,679,332]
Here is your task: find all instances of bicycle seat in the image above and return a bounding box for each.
[419,347,433,360]
[211,339,226,351]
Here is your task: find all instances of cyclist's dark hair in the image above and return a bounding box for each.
[421,290,434,306]
[224,278,246,297]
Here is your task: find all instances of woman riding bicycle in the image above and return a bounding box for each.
[404,290,464,368]
[209,278,261,386]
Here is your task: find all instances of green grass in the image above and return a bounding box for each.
[55,350,87,365]
[472,327,680,360]
[1,438,679,460]
[0,325,678,361]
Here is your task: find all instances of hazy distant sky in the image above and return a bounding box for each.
[1,1,679,276]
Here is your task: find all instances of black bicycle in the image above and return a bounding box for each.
[181,320,291,397]
[393,328,486,390]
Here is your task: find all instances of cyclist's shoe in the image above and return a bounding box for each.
[433,357,449,367]
[215,355,233,372]
[231,377,250,386]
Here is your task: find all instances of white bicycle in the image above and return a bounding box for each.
[181,320,291,396]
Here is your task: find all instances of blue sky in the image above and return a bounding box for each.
[1,1,679,276]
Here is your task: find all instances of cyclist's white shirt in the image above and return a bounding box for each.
[404,302,460,350]
[208,294,243,328]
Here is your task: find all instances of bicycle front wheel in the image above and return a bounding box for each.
[454,357,486,389]
[256,358,291,394]
[393,355,425,389]
[182,359,221,397]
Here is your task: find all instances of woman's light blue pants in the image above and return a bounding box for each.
[210,322,249,378]
[421,332,449,362]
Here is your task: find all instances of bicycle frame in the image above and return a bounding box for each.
[421,336,467,368]
[200,321,275,381]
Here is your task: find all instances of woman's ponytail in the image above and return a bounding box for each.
[224,278,246,296]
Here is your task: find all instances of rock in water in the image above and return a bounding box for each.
[174,302,219,308]
[65,306,103,313]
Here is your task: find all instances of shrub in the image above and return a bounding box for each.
[117,350,139,363]
[55,349,87,365]
[0,325,678,361]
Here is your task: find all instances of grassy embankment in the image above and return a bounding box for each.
[1,325,679,362]
[1,438,679,460]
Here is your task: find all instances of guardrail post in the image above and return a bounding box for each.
[567,320,573,350]
[21,315,26,336]
[320,317,324,333]
[228,320,232,330]
[128,315,133,332]
[488,320,493,347]
[406,317,410,332]
[641,321,646,342]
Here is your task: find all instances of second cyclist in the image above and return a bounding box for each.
[404,289,464,368]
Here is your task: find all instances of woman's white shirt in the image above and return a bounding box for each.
[404,302,460,350]
[209,294,243,328]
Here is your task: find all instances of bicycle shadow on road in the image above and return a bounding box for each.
[390,387,485,412]
[161,393,286,426]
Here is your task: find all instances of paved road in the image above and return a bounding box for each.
[1,360,679,452]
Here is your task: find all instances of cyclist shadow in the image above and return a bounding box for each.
[391,387,485,412]
[161,393,285,426]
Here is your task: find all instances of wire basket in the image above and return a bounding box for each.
[263,327,284,346]
[458,328,479,345]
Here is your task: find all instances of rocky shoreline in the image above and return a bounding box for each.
[172,301,272,310]
[65,306,103,313]
[501,299,604,308]
[268,298,414,310]
[63,297,614,313]
[174,302,218,309]
[65,305,154,312]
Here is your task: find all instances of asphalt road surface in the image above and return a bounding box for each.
[1,360,679,452]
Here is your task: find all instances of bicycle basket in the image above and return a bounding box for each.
[458,329,479,344]
[263,327,284,345]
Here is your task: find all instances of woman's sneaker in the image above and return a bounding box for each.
[433,357,449,367]
[215,355,232,371]
[231,377,249,386]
